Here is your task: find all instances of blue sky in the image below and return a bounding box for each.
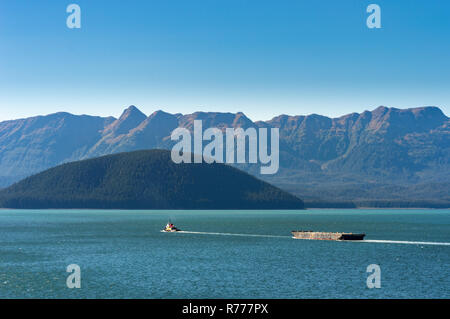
[0,0,449,121]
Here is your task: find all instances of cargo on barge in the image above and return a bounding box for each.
[291,231,365,241]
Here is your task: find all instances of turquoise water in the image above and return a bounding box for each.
[0,209,449,299]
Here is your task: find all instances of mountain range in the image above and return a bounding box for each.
[0,105,448,207]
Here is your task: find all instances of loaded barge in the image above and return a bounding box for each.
[291,231,365,241]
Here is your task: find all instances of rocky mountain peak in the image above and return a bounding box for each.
[105,105,147,136]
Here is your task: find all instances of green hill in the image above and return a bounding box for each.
[0,150,304,209]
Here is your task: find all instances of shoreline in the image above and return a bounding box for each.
[0,207,449,211]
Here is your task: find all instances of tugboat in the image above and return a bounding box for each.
[162,221,182,232]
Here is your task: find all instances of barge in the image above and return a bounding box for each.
[292,230,365,241]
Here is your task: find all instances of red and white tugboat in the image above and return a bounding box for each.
[162,222,181,232]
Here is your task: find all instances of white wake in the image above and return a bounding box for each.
[362,239,450,246]
[176,231,450,246]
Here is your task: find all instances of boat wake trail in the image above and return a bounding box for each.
[362,239,450,246]
[179,231,291,239]
[178,231,450,246]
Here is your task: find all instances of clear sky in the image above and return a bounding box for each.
[0,0,449,121]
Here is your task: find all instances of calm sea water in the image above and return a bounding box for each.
[0,209,449,299]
